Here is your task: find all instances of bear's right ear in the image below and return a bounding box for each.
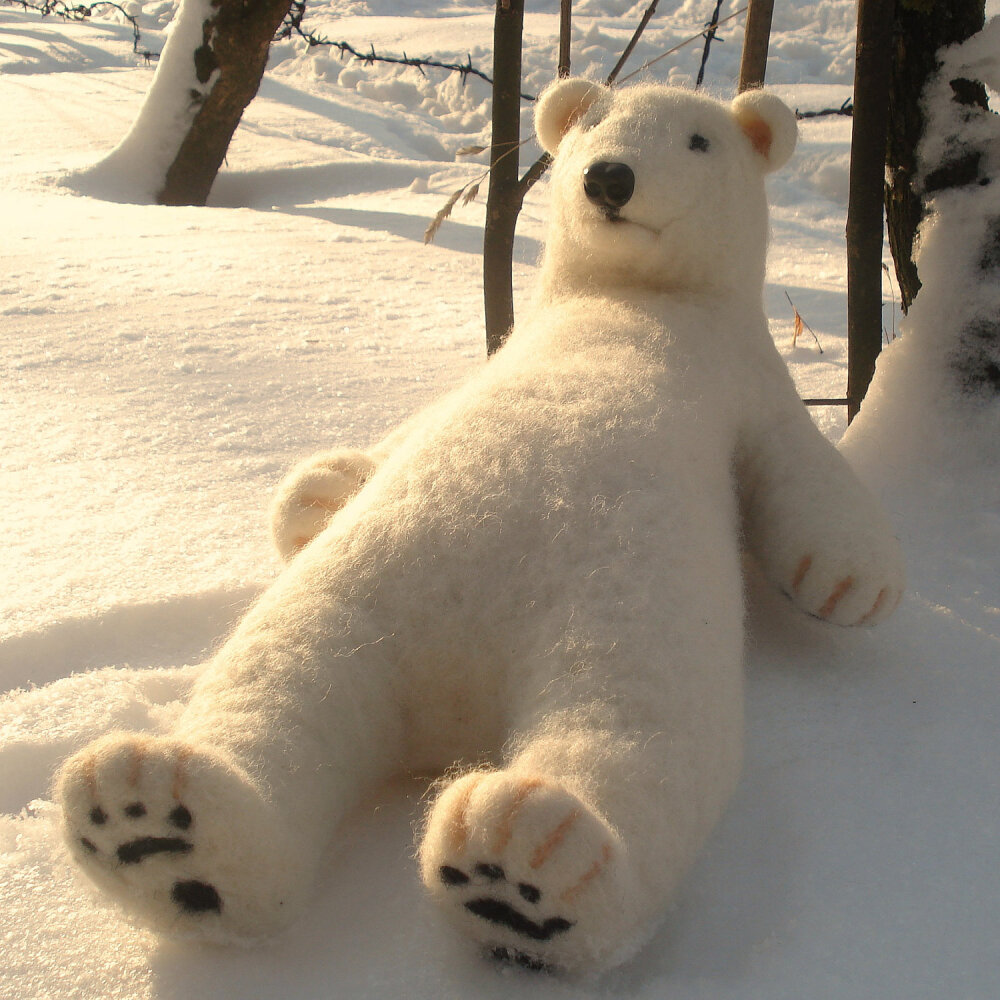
[534,78,608,155]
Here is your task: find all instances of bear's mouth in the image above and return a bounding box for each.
[597,207,661,236]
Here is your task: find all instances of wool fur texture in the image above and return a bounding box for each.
[56,80,904,975]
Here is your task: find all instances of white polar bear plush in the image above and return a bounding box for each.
[56,80,904,975]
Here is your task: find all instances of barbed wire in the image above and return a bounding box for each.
[696,0,725,89]
[7,0,854,123]
[274,0,535,100]
[8,0,158,61]
[796,98,854,119]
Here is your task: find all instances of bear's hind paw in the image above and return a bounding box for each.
[58,734,304,942]
[419,771,636,974]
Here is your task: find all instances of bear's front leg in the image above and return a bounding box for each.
[739,413,905,626]
[269,448,377,560]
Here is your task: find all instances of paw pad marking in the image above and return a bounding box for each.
[465,896,573,942]
[440,865,470,886]
[168,805,193,830]
[490,946,551,972]
[518,882,541,904]
[117,836,193,865]
[439,862,573,943]
[171,879,223,914]
[78,792,223,914]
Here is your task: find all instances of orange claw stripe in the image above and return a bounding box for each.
[171,746,194,800]
[306,496,347,512]
[859,586,889,625]
[127,741,150,787]
[560,841,613,903]
[819,576,854,618]
[792,555,812,593]
[82,756,98,798]
[492,777,544,853]
[530,808,581,869]
[447,774,483,853]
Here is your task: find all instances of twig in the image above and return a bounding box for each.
[785,290,824,353]
[881,261,897,344]
[606,0,662,85]
[617,5,748,84]
[425,138,532,244]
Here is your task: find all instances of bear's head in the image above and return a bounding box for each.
[534,79,797,298]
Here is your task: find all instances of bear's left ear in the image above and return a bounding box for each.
[730,90,798,172]
[534,77,609,155]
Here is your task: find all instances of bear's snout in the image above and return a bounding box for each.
[582,161,635,213]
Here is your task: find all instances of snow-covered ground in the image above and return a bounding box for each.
[1,2,998,998]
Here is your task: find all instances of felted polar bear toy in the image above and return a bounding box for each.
[57,79,904,975]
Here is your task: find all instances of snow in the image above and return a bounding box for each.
[1,2,998,998]
[70,0,219,203]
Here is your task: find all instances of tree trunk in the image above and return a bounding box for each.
[158,0,294,206]
[738,0,774,92]
[82,0,292,204]
[558,0,572,79]
[484,0,525,356]
[885,0,987,311]
[846,0,895,423]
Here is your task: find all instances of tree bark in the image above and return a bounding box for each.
[558,0,572,79]
[738,0,774,92]
[846,0,895,423]
[158,0,294,206]
[885,0,987,311]
[484,0,525,356]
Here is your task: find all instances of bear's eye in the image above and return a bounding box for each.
[688,133,710,153]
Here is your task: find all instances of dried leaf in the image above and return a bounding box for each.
[461,182,481,206]
[424,187,464,244]
[792,308,804,347]
[456,145,487,157]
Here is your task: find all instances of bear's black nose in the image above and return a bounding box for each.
[583,161,635,211]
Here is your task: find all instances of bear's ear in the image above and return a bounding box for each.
[534,77,609,155]
[730,90,798,172]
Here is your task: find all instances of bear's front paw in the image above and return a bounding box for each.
[58,734,306,942]
[783,537,904,627]
[419,771,635,974]
[269,449,376,560]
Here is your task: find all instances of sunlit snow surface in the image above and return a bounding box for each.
[2,3,998,998]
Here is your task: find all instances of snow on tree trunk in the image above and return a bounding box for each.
[843,18,1000,469]
[73,0,291,205]
[917,18,1000,396]
[885,0,986,314]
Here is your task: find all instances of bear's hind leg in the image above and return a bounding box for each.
[418,639,743,974]
[58,562,407,942]
[58,732,313,942]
